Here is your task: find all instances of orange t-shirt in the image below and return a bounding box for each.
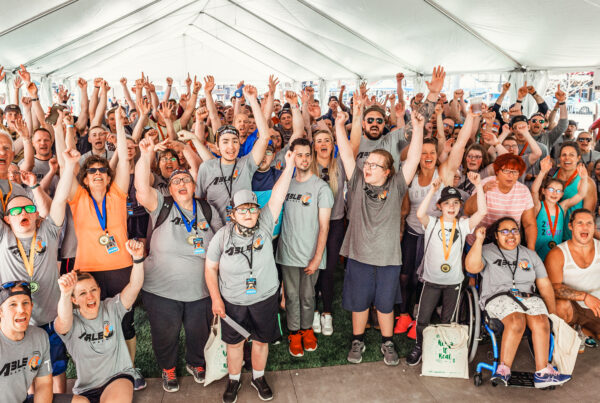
[69,183,132,272]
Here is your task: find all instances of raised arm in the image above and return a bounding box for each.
[401,111,424,184]
[465,227,486,273]
[440,109,477,184]
[54,271,77,335]
[88,78,102,120]
[157,101,177,141]
[15,117,34,172]
[396,73,405,111]
[113,106,130,193]
[91,80,109,127]
[120,77,135,111]
[131,98,150,142]
[203,75,221,133]
[50,148,79,226]
[246,85,270,166]
[334,110,356,179]
[467,172,487,230]
[262,75,279,121]
[119,240,145,310]
[268,150,296,219]
[531,155,552,213]
[416,177,441,228]
[162,77,173,103]
[179,76,200,128]
[561,165,589,210]
[75,78,89,133]
[284,91,304,145]
[349,93,365,156]
[134,138,159,212]
[518,126,542,166]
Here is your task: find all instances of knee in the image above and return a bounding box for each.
[555,299,574,323]
[504,313,526,334]
[529,315,550,334]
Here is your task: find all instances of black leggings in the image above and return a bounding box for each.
[315,219,346,313]
[415,282,461,347]
[142,290,212,369]
[399,228,423,314]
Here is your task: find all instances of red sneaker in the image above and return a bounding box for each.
[300,328,318,352]
[394,315,412,334]
[407,320,417,340]
[288,333,304,357]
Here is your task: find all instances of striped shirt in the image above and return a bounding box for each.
[467,176,533,245]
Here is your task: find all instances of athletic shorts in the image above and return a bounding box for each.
[342,258,402,314]
[567,300,600,337]
[78,374,134,403]
[24,394,73,403]
[222,293,280,344]
[40,322,68,376]
[485,295,549,321]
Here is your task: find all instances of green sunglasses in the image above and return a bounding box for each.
[7,205,37,216]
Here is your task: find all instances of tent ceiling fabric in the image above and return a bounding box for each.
[1,0,599,83]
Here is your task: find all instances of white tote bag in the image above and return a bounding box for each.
[421,323,469,379]
[549,313,580,375]
[204,316,229,386]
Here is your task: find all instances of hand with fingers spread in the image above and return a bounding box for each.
[426,66,446,94]
[14,117,30,141]
[158,101,173,121]
[540,155,553,173]
[14,76,23,90]
[359,81,369,97]
[203,75,215,94]
[268,75,279,95]
[18,64,31,83]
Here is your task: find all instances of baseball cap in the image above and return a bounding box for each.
[510,115,528,127]
[437,186,462,204]
[4,104,21,115]
[328,95,339,104]
[168,169,193,183]
[0,280,32,307]
[362,105,385,120]
[568,120,578,127]
[232,189,259,209]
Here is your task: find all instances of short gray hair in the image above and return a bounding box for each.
[0,130,14,151]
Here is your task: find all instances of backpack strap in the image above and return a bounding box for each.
[198,198,212,227]
[153,195,175,231]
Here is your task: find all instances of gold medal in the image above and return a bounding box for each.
[187,234,196,245]
[99,234,110,245]
[30,281,39,294]
[548,241,556,249]
[440,264,451,273]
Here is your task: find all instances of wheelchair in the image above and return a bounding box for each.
[456,283,557,389]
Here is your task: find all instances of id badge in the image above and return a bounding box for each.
[193,237,205,255]
[225,205,233,222]
[246,277,257,295]
[105,235,120,254]
[126,201,134,216]
[510,288,523,301]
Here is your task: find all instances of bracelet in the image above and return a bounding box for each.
[31,97,39,102]
[559,102,566,105]
[516,100,523,103]
[67,124,74,128]
[30,184,40,190]
[532,91,537,96]
[133,256,146,264]
[94,86,100,89]
[443,101,448,104]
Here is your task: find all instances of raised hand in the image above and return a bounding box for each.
[48,157,59,173]
[411,110,425,128]
[192,75,201,94]
[63,112,74,127]
[527,85,536,95]
[195,106,208,122]
[434,102,443,115]
[26,82,38,97]
[439,93,447,103]
[431,177,442,191]
[18,64,31,83]
[63,148,81,166]
[14,76,23,90]
[166,77,173,86]
[475,226,486,241]
[555,84,566,103]
[394,102,405,118]
[268,75,279,95]
[125,239,145,259]
[335,108,348,127]
[20,170,37,187]
[21,97,32,109]
[467,171,481,186]
[359,81,369,97]
[284,149,297,168]
[58,271,78,295]
[0,65,5,81]
[308,102,321,119]
[203,75,215,94]
[185,73,192,88]
[243,85,258,101]
[501,82,511,93]
[120,77,127,86]
[300,88,309,106]
[396,72,405,83]
[426,66,445,94]
[158,101,173,121]
[577,163,589,180]
[453,89,464,100]
[517,81,528,99]
[284,90,298,106]
[77,78,88,89]
[139,137,155,154]
[93,77,103,88]
[540,155,553,172]
[14,117,30,140]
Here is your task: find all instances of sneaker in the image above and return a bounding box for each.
[407,321,417,340]
[288,333,304,357]
[491,364,511,386]
[223,379,242,403]
[394,315,412,334]
[347,339,366,364]
[251,376,274,401]
[380,341,400,366]
[406,345,422,366]
[534,365,571,388]
[312,311,322,333]
[133,368,147,391]
[186,364,205,384]
[585,337,598,348]
[321,313,333,336]
[272,335,283,345]
[300,328,318,352]
[162,367,179,393]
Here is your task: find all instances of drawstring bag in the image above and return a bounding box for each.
[549,313,580,375]
[204,316,228,386]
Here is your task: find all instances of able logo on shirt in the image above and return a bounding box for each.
[357,151,371,160]
[198,220,209,230]
[253,235,265,250]
[0,351,40,377]
[103,321,114,338]
[364,186,388,201]
[224,237,265,256]
[285,192,312,206]
[518,260,532,271]
[28,352,41,371]
[276,161,283,170]
[78,320,115,343]
[8,239,47,260]
[492,258,531,271]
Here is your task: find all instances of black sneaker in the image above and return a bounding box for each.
[186,364,205,384]
[223,379,241,403]
[162,368,179,393]
[406,345,422,366]
[133,368,147,391]
[251,376,274,401]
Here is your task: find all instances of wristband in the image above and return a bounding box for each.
[531,91,537,96]
[67,124,74,128]
[559,102,565,105]
[30,184,40,190]
[94,86,100,89]
[443,101,448,104]
[133,256,146,264]
[31,97,39,102]
[516,100,522,103]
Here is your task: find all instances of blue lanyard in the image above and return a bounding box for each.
[91,194,107,232]
[173,200,197,233]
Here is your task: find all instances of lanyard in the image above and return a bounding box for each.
[558,169,578,188]
[239,233,255,276]
[157,124,165,141]
[16,231,37,278]
[440,218,457,261]
[219,158,238,203]
[90,194,108,232]
[497,245,520,288]
[173,200,197,233]
[543,202,559,237]
[518,143,528,156]
[0,181,13,212]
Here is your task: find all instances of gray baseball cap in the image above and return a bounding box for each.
[232,189,258,209]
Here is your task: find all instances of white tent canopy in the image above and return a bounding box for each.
[1,0,599,88]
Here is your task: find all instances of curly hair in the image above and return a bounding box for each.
[77,155,114,193]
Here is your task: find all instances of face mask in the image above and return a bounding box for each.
[234,220,259,237]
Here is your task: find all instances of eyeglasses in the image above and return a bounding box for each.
[500,168,520,176]
[87,167,108,175]
[467,155,483,160]
[366,117,384,125]
[531,119,545,124]
[497,228,519,236]
[364,162,385,170]
[236,207,259,215]
[546,187,563,194]
[6,205,37,216]
[454,123,463,128]
[265,150,273,156]
[577,138,592,143]
[443,123,452,128]
[170,176,193,185]
[160,156,178,162]
[1,280,30,290]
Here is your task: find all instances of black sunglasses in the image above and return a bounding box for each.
[87,167,108,174]
[366,117,384,125]
[578,138,592,143]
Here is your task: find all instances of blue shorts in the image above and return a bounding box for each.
[40,322,68,376]
[342,259,402,314]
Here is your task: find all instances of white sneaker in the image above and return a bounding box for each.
[321,313,333,336]
[312,311,322,333]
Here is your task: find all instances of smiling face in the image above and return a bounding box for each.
[559,146,580,172]
[314,132,334,161]
[234,113,249,137]
[363,111,385,140]
[420,143,437,170]
[495,219,520,250]
[280,113,292,130]
[3,196,38,236]
[217,133,240,162]
[72,278,101,319]
[8,163,21,184]
[543,180,564,204]
[363,153,390,186]
[529,115,545,135]
[168,172,195,203]
[158,151,179,178]
[569,211,594,245]
[83,162,110,192]
[577,132,593,153]
[438,198,461,220]
[293,144,312,172]
[0,289,32,337]
[258,149,275,171]
[0,133,15,174]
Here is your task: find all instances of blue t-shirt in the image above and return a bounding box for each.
[252,168,283,236]
[239,129,258,157]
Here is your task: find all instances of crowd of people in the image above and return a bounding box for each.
[2,62,600,402]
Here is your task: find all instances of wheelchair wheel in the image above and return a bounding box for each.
[457,285,480,363]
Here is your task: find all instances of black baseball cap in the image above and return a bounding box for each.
[328,95,339,104]
[510,115,528,127]
[0,280,32,306]
[568,120,578,127]
[4,104,21,114]
[437,186,462,204]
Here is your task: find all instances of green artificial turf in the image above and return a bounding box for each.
[67,265,415,378]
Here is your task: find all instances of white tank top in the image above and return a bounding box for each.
[557,239,600,308]
[406,168,442,235]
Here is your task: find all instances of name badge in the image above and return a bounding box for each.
[126,202,134,216]
[246,277,257,294]
[193,237,205,255]
[510,288,523,301]
[104,235,119,254]
[225,205,233,222]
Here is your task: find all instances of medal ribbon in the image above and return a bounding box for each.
[440,218,457,261]
[518,143,528,156]
[543,202,559,237]
[16,230,37,278]
[560,169,578,188]
[0,181,13,212]
[91,194,107,232]
[173,200,197,233]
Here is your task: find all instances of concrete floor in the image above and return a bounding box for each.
[70,340,600,402]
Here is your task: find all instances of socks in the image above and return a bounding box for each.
[352,333,364,342]
[229,373,241,381]
[381,336,393,344]
[253,369,265,380]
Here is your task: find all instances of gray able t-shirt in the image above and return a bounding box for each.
[58,295,136,394]
[0,180,33,216]
[355,128,408,171]
[275,175,334,269]
[317,158,346,221]
[0,327,52,403]
[207,208,278,305]
[19,157,59,196]
[0,218,62,326]
[341,167,408,267]
[196,154,258,225]
[143,192,222,302]
[78,149,114,166]
[479,244,547,309]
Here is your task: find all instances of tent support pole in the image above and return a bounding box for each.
[0,0,79,38]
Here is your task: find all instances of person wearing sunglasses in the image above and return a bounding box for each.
[466,217,570,388]
[465,153,537,251]
[527,84,568,153]
[66,107,145,390]
[134,138,222,392]
[576,131,600,167]
[508,115,544,183]
[206,152,296,403]
[0,281,86,403]
[531,156,589,261]
[0,147,78,394]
